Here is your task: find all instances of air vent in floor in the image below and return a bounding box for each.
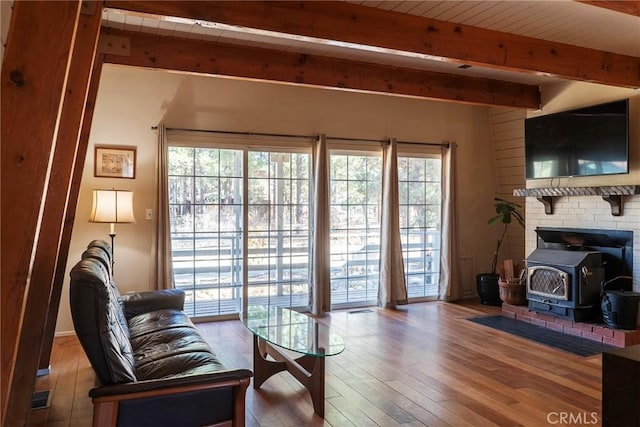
[31,390,51,410]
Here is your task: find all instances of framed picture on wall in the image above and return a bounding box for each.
[94,146,136,179]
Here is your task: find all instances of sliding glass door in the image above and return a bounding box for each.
[168,145,311,317]
[328,150,441,305]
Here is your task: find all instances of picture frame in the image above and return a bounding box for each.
[94,146,136,179]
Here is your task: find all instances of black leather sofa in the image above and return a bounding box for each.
[69,240,252,426]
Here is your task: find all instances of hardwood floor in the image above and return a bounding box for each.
[31,301,603,426]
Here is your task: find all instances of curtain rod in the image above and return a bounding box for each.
[151,126,316,141]
[328,135,449,148]
[151,126,450,148]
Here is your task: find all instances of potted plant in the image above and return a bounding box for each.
[476,197,525,305]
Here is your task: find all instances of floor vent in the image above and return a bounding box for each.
[348,309,373,314]
[32,390,51,410]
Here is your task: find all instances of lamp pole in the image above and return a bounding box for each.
[109,222,116,273]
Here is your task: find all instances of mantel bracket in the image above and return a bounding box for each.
[602,195,623,216]
[536,196,554,215]
[514,185,639,216]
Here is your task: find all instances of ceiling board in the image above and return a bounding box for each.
[356,1,639,57]
[578,1,640,17]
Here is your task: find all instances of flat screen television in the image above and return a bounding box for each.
[524,99,629,179]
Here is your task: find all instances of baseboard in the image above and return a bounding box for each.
[54,330,76,338]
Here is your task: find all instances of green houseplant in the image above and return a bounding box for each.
[476,198,525,305]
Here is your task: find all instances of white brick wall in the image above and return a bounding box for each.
[525,195,640,292]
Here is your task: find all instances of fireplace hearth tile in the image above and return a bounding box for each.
[501,302,640,348]
[469,315,614,356]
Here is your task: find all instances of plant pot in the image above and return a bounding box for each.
[498,279,527,305]
[476,273,501,306]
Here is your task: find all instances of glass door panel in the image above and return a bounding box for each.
[329,153,382,305]
[168,147,243,316]
[247,152,311,308]
[398,156,441,298]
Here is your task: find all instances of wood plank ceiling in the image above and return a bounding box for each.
[100,1,640,109]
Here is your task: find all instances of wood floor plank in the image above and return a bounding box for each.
[36,300,607,426]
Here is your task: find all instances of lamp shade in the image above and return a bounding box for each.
[89,189,136,224]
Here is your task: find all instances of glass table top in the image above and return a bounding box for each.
[241,305,345,357]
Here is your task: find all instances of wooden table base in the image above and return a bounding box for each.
[252,335,326,417]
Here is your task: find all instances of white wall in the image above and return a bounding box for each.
[56,65,499,334]
[489,107,527,270]
[523,81,640,292]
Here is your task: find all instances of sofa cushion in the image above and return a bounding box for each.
[127,309,194,339]
[87,239,113,273]
[81,246,130,338]
[82,246,112,278]
[136,351,228,381]
[70,258,137,384]
[130,325,226,380]
[121,289,185,320]
[131,326,212,366]
[130,326,208,355]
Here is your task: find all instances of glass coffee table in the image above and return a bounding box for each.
[241,305,345,417]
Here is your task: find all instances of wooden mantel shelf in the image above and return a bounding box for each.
[513,185,640,216]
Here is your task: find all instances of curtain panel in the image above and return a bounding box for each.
[378,138,408,307]
[309,135,331,315]
[151,124,174,290]
[439,142,462,301]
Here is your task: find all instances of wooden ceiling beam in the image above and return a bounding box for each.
[9,0,103,419]
[104,0,640,89]
[100,29,540,109]
[1,0,84,423]
[577,1,640,17]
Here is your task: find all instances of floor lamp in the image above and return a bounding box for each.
[89,189,136,274]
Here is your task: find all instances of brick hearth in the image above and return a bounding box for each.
[501,303,640,347]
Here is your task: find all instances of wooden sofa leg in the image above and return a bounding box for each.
[93,400,118,427]
[233,378,251,427]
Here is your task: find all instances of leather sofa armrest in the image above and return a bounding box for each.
[120,288,186,319]
[88,369,253,398]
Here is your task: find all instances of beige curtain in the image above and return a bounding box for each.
[309,134,331,315]
[150,124,174,290]
[439,142,461,301]
[378,138,408,308]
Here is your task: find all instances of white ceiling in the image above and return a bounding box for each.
[101,1,640,88]
[354,1,639,57]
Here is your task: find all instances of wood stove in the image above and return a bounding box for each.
[526,248,604,321]
[526,227,634,322]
